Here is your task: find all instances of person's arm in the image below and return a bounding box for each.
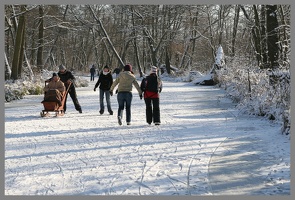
[57,81,66,92]
[110,76,119,95]
[109,74,113,87]
[67,71,75,84]
[140,78,146,92]
[133,78,142,96]
[94,75,101,91]
[158,77,163,93]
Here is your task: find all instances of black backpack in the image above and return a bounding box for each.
[141,75,159,93]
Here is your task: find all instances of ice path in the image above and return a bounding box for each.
[5,78,290,195]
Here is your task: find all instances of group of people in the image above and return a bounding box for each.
[44,65,82,113]
[94,64,162,126]
[44,64,162,126]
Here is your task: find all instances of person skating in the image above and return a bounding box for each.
[113,67,121,78]
[140,66,162,125]
[94,65,113,115]
[90,64,96,81]
[58,65,82,113]
[110,64,142,125]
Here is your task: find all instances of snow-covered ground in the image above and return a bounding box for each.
[5,76,290,195]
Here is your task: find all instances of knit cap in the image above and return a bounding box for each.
[151,66,157,74]
[124,64,132,72]
[104,65,109,69]
[59,65,66,70]
[52,72,58,77]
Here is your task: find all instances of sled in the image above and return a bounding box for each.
[40,82,71,117]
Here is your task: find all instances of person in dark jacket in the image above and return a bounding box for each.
[90,64,96,81]
[58,65,82,113]
[94,65,113,115]
[113,67,121,78]
[140,66,162,125]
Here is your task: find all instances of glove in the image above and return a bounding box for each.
[94,88,96,92]
[110,91,113,96]
[140,94,143,100]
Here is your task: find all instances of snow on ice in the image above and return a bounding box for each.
[5,76,290,195]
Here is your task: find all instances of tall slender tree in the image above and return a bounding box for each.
[266,5,279,68]
[11,5,26,80]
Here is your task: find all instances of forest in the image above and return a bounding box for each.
[4,4,291,134]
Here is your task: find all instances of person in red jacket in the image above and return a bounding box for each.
[140,66,163,125]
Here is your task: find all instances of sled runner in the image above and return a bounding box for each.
[40,82,71,117]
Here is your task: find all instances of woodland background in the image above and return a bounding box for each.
[4,5,291,134]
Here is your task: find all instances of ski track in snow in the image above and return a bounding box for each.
[5,77,290,195]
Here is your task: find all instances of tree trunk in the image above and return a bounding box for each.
[11,5,26,80]
[266,5,279,68]
[131,6,143,77]
[37,5,44,70]
[165,47,171,74]
[206,6,216,62]
[278,5,289,64]
[240,5,261,66]
[5,52,12,80]
[260,5,268,65]
[231,5,240,56]
[253,5,262,65]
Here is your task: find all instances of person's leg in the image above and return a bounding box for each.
[125,92,133,124]
[99,89,105,114]
[69,87,82,112]
[63,92,68,112]
[117,93,125,125]
[144,98,153,124]
[152,98,160,124]
[105,90,113,114]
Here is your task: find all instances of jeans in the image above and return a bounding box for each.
[117,92,133,123]
[100,89,112,112]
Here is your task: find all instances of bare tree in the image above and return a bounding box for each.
[266,5,279,68]
[231,5,240,56]
[11,5,26,80]
[88,5,125,68]
[36,5,44,70]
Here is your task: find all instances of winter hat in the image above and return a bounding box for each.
[59,65,66,71]
[103,65,110,71]
[124,64,132,72]
[52,72,58,77]
[151,66,157,74]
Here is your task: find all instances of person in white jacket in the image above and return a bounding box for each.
[110,64,142,125]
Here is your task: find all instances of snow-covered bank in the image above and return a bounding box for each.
[5,78,290,195]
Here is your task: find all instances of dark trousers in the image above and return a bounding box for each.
[117,92,132,123]
[64,86,81,112]
[90,73,95,81]
[144,98,160,124]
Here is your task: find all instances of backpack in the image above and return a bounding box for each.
[141,75,159,93]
